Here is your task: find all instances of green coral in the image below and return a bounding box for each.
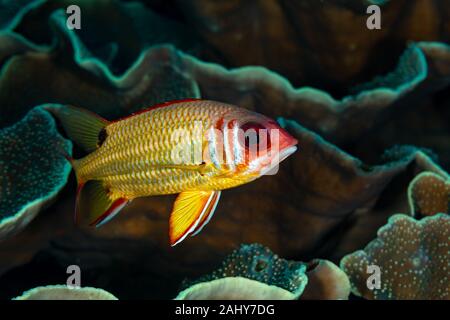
[0,106,72,239]
[182,244,308,295]
[14,285,118,300]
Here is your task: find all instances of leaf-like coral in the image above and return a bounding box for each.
[178,0,450,92]
[0,0,40,29]
[176,277,301,300]
[181,244,308,295]
[9,0,203,74]
[4,1,450,146]
[340,213,449,300]
[0,106,72,240]
[14,284,118,300]
[179,244,351,300]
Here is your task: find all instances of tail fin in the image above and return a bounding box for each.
[44,105,110,153]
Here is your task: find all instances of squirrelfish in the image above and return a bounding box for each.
[47,99,298,246]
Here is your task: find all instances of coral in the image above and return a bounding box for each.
[340,214,449,300]
[0,106,72,240]
[0,0,39,30]
[408,171,449,217]
[175,277,302,300]
[14,285,117,300]
[301,259,350,300]
[181,244,308,295]
[1,1,450,149]
[178,244,350,300]
[0,1,449,171]
[8,0,203,74]
[60,17,450,147]
[0,34,200,129]
[178,0,450,91]
[0,0,448,300]
[10,0,450,94]
[0,118,446,299]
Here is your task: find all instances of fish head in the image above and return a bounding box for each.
[208,108,298,183]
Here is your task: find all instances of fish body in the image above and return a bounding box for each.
[47,99,298,246]
[77,100,237,197]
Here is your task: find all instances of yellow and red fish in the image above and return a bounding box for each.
[47,99,298,246]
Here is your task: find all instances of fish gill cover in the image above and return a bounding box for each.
[0,0,448,301]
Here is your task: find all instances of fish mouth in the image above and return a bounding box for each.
[259,145,298,176]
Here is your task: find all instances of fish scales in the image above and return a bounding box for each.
[76,101,234,198]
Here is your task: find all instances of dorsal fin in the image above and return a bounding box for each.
[112,98,201,123]
[45,105,109,153]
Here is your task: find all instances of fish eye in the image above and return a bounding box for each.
[239,122,271,150]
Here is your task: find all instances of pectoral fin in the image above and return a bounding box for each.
[76,180,129,227]
[169,190,221,246]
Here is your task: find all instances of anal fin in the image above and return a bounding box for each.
[191,191,221,236]
[169,190,221,246]
[76,180,129,227]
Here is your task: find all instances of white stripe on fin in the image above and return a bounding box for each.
[191,191,221,237]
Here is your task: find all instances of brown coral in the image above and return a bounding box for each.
[301,259,350,300]
[408,171,450,217]
[340,213,449,300]
[178,0,450,92]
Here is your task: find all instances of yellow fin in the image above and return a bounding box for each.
[169,190,221,246]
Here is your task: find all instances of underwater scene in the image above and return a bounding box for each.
[0,0,449,303]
